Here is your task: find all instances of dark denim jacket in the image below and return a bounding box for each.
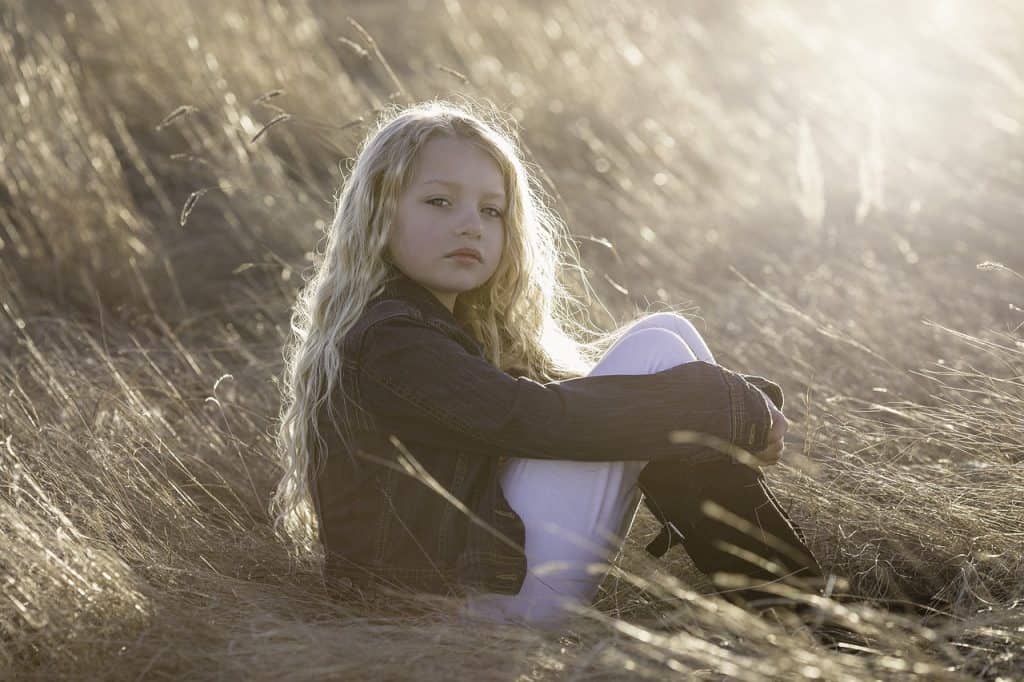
[310,269,775,598]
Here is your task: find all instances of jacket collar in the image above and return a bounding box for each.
[379,268,456,322]
[377,268,485,355]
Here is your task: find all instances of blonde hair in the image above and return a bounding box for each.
[270,97,639,555]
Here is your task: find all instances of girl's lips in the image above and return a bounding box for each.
[447,252,481,262]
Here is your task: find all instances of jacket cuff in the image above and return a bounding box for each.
[739,373,784,410]
[720,369,775,452]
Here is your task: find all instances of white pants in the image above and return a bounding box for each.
[462,312,716,629]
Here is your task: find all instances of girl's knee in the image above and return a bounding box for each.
[593,327,697,377]
[637,311,700,339]
[627,312,714,364]
[617,327,693,356]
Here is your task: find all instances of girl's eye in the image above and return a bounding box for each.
[427,198,503,218]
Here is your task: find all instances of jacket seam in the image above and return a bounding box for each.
[719,366,740,446]
[373,468,396,565]
[438,452,469,560]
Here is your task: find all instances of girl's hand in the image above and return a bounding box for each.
[752,396,788,466]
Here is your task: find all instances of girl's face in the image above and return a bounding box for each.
[387,134,506,313]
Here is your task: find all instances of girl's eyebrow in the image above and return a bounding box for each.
[421,179,505,200]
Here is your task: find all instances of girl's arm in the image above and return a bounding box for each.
[355,314,773,463]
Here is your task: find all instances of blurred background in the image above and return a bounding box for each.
[2,1,1022,679]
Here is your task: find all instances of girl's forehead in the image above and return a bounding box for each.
[410,137,505,196]
[415,136,501,172]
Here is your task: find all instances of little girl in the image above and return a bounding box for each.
[270,99,826,630]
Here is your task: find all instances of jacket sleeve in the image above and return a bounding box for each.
[355,314,773,463]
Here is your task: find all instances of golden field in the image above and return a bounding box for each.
[1,1,1022,679]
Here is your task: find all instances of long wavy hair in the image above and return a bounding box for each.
[270,98,642,556]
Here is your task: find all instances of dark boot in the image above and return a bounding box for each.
[638,456,827,613]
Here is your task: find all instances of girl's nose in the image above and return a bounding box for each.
[457,207,484,235]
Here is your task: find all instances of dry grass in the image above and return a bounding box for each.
[2,0,1022,679]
